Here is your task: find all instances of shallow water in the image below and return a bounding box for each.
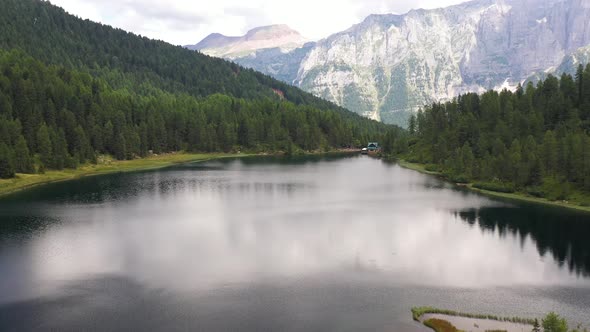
[422,314,531,332]
[0,155,589,331]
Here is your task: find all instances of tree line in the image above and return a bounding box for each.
[0,0,404,179]
[0,49,395,178]
[405,64,590,201]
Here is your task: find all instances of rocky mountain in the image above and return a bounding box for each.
[193,0,590,126]
[231,42,316,85]
[186,25,308,59]
[528,44,590,83]
[555,45,590,76]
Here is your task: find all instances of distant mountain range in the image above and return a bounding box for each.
[189,0,590,126]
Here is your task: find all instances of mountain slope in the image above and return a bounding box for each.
[298,0,590,124]
[0,0,351,114]
[229,42,316,84]
[198,0,590,126]
[528,44,590,83]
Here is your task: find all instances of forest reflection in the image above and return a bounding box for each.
[454,206,590,277]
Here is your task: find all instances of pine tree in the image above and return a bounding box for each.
[408,114,417,135]
[542,312,568,332]
[509,139,523,185]
[14,135,34,173]
[50,128,69,170]
[583,135,590,191]
[0,143,15,179]
[542,130,558,175]
[576,64,584,106]
[36,123,52,168]
[113,132,127,160]
[460,143,474,179]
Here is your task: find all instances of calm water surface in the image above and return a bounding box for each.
[0,155,589,331]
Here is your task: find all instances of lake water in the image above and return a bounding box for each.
[0,154,589,331]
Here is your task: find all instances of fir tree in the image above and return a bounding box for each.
[14,135,34,173]
[0,143,15,179]
[36,123,52,169]
[542,312,568,332]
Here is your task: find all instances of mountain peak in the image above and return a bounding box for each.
[192,33,238,50]
[186,24,307,58]
[244,24,301,40]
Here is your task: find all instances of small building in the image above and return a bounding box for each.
[367,142,379,152]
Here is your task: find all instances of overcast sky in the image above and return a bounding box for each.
[49,0,469,45]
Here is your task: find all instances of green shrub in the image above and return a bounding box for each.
[450,175,470,184]
[542,312,568,332]
[526,187,545,198]
[542,177,571,201]
[425,164,440,172]
[473,182,515,193]
[410,306,535,325]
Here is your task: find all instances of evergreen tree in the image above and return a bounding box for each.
[36,123,52,169]
[408,114,416,135]
[542,131,558,175]
[541,312,568,332]
[0,143,15,179]
[460,143,474,179]
[113,132,127,160]
[407,72,590,201]
[14,135,34,173]
[576,64,584,106]
[50,128,69,170]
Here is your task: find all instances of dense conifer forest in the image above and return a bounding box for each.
[407,65,590,201]
[0,0,399,178]
[0,0,350,111]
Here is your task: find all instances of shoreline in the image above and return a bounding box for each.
[396,159,590,214]
[0,152,247,197]
[411,307,535,325]
[0,149,360,198]
[411,307,535,332]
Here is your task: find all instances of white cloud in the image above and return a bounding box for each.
[48,0,469,45]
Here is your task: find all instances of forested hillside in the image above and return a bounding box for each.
[0,0,399,179]
[407,65,590,202]
[0,0,349,112]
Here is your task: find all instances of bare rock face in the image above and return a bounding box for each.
[189,0,590,126]
[461,0,590,87]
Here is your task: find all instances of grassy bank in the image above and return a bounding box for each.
[396,160,442,176]
[411,307,536,325]
[0,149,360,197]
[423,318,461,332]
[0,153,244,197]
[397,160,590,213]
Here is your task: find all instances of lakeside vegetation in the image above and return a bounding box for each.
[412,307,588,332]
[0,152,244,196]
[397,159,590,213]
[392,65,590,210]
[411,307,536,325]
